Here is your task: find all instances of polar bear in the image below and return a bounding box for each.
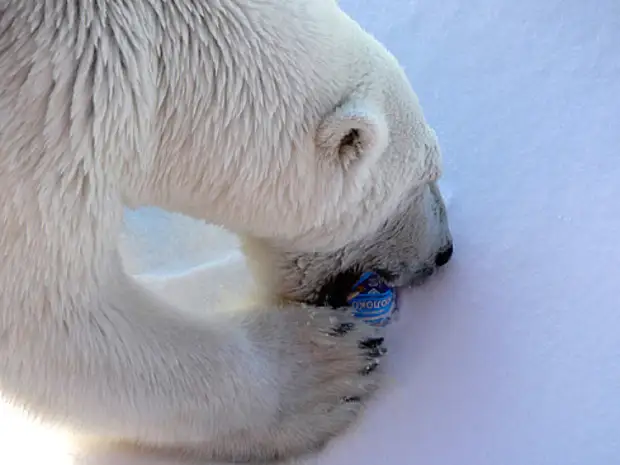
[0,0,453,462]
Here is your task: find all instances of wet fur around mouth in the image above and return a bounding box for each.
[312,263,441,310]
[313,268,364,308]
[311,268,400,309]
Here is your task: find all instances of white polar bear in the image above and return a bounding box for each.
[0,0,453,462]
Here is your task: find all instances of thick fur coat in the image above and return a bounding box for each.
[0,0,452,462]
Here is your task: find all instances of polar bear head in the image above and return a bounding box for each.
[208,2,454,304]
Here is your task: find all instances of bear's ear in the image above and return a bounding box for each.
[316,100,389,170]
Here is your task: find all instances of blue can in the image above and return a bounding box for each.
[346,272,396,327]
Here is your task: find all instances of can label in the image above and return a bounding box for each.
[346,272,395,327]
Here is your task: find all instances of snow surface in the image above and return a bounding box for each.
[2,0,619,464]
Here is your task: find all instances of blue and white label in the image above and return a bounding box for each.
[347,272,396,327]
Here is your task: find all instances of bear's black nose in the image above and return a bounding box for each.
[435,244,454,267]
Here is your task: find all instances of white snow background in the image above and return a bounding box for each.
[1,0,619,464]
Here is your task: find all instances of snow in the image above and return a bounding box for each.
[2,0,619,464]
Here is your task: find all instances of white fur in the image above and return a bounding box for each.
[0,0,448,462]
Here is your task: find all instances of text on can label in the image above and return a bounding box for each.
[351,298,392,310]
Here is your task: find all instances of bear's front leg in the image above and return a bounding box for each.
[1,261,385,463]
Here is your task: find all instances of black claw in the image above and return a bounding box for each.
[359,337,384,349]
[342,396,361,403]
[330,322,355,336]
[361,359,379,376]
[366,346,388,358]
